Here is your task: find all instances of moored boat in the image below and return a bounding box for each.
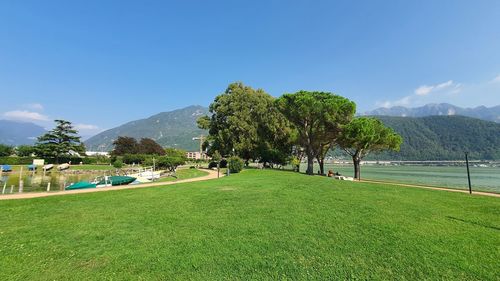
[58,163,70,171]
[66,181,97,190]
[1,164,12,172]
[43,164,54,171]
[96,176,136,187]
[27,164,37,171]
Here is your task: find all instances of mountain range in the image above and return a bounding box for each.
[84,105,209,152]
[2,103,499,160]
[364,103,500,123]
[0,120,46,146]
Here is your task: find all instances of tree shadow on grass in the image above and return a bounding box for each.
[446,216,500,231]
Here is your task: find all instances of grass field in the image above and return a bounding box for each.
[0,169,498,280]
[156,168,209,182]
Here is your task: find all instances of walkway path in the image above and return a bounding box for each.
[360,179,500,198]
[0,169,221,201]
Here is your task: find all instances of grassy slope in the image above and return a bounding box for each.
[155,168,209,182]
[0,170,498,280]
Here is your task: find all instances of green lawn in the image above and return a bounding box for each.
[69,164,116,171]
[155,168,209,182]
[0,170,498,280]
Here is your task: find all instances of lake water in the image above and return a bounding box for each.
[299,164,500,193]
[0,170,110,193]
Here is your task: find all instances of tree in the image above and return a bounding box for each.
[15,145,35,157]
[34,120,85,162]
[149,148,188,172]
[112,136,139,155]
[276,91,356,175]
[138,138,166,155]
[337,117,403,180]
[198,82,293,165]
[0,144,14,157]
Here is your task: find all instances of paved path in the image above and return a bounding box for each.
[359,179,500,198]
[0,169,221,201]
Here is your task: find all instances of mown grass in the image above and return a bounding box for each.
[0,169,498,280]
[155,168,209,182]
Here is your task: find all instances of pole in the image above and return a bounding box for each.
[2,182,6,194]
[19,167,23,193]
[152,157,155,182]
[465,152,472,194]
[47,182,51,192]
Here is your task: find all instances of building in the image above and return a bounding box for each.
[186,151,208,160]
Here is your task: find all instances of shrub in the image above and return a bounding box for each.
[219,159,228,168]
[122,154,146,164]
[0,144,14,157]
[0,157,34,165]
[208,161,218,169]
[147,156,186,171]
[112,158,124,169]
[228,156,244,173]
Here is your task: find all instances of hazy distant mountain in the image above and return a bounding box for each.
[364,103,500,123]
[85,105,209,152]
[0,120,46,146]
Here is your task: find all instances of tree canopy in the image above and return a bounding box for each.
[138,138,166,155]
[34,120,85,162]
[112,136,166,156]
[276,91,356,175]
[337,117,402,179]
[199,82,294,165]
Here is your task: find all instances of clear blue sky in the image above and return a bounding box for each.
[1,0,499,137]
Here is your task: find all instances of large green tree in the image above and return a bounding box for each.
[199,82,293,165]
[337,117,403,180]
[276,91,356,175]
[34,120,85,162]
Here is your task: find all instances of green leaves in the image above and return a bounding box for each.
[201,82,294,163]
[276,91,356,174]
[34,120,85,159]
[338,117,403,158]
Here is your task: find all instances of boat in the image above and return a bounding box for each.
[66,181,97,190]
[27,164,37,171]
[43,164,54,171]
[95,176,136,187]
[58,163,70,171]
[1,164,12,172]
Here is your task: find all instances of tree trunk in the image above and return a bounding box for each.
[353,155,361,180]
[306,154,314,175]
[318,157,325,175]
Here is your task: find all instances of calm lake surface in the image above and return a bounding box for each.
[0,170,111,193]
[299,164,500,193]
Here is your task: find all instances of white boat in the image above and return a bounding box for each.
[43,164,54,171]
[58,163,70,171]
[128,167,161,183]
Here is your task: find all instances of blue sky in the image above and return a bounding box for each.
[1,0,499,137]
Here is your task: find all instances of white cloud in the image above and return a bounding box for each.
[375,95,412,108]
[3,110,49,122]
[491,74,500,83]
[75,123,99,130]
[376,79,465,109]
[25,103,44,110]
[414,80,454,96]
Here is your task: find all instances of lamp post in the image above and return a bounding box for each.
[465,152,472,194]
